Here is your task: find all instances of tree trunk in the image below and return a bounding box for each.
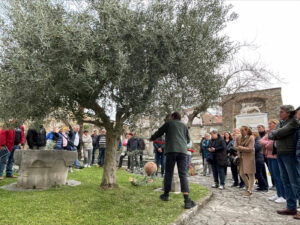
[100,130,119,189]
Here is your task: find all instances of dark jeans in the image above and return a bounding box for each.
[6,145,20,177]
[268,158,286,198]
[230,163,245,186]
[277,154,300,210]
[212,163,226,186]
[255,161,268,190]
[129,151,139,171]
[98,148,106,166]
[91,146,98,165]
[0,151,10,177]
[155,152,166,175]
[118,153,130,169]
[164,152,189,194]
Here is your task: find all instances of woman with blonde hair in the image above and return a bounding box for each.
[235,126,256,197]
[260,119,286,203]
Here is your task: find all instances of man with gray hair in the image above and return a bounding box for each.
[268,105,300,219]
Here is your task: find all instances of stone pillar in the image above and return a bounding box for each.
[171,164,181,193]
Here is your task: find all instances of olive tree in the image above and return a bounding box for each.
[0,0,245,188]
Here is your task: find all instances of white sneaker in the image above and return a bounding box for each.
[87,165,91,168]
[219,185,225,190]
[275,197,286,204]
[84,164,88,168]
[269,195,278,201]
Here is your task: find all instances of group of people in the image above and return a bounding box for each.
[1,105,299,217]
[200,105,300,220]
[118,133,146,173]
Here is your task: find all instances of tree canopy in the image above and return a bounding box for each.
[0,0,242,187]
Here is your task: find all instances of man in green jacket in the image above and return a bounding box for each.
[268,105,300,219]
[150,112,195,209]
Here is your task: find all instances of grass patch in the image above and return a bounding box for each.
[0,167,208,225]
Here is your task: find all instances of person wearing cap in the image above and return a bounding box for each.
[268,105,300,219]
[150,112,195,209]
[82,130,93,168]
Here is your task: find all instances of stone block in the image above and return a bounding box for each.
[14,150,77,189]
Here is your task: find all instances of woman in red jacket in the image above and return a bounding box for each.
[0,127,16,180]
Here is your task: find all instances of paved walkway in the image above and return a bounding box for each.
[188,172,299,225]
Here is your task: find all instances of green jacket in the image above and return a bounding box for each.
[150,120,190,155]
[268,118,298,155]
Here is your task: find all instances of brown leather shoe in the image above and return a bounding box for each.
[277,209,297,215]
[294,212,300,220]
[6,175,17,178]
[243,190,252,197]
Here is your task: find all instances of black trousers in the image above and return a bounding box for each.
[231,163,245,186]
[164,152,189,194]
[118,153,130,169]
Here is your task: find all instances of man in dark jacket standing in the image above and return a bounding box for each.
[150,112,195,209]
[208,131,227,190]
[26,125,46,150]
[269,105,300,219]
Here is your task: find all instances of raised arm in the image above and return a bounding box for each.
[150,123,168,141]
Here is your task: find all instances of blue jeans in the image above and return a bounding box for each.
[71,147,81,168]
[212,163,226,186]
[268,158,286,198]
[297,156,300,177]
[255,161,268,190]
[91,146,98,165]
[155,152,166,175]
[186,155,191,174]
[98,148,106,166]
[277,154,300,210]
[6,145,20,177]
[0,151,10,177]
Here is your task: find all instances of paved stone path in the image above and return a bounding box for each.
[188,172,299,225]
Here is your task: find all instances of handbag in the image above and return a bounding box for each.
[206,152,214,164]
[0,146,10,159]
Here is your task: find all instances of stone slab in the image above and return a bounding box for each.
[1,180,81,191]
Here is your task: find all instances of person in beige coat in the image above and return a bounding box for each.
[82,130,93,168]
[235,126,256,197]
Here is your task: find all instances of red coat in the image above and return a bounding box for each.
[0,129,16,152]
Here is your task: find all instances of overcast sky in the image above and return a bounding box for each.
[225,0,300,108]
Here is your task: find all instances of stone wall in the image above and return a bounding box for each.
[222,88,283,132]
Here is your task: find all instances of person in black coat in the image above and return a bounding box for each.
[26,125,46,150]
[254,132,268,191]
[208,130,227,189]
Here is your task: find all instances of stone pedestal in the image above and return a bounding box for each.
[171,164,181,193]
[14,150,76,189]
